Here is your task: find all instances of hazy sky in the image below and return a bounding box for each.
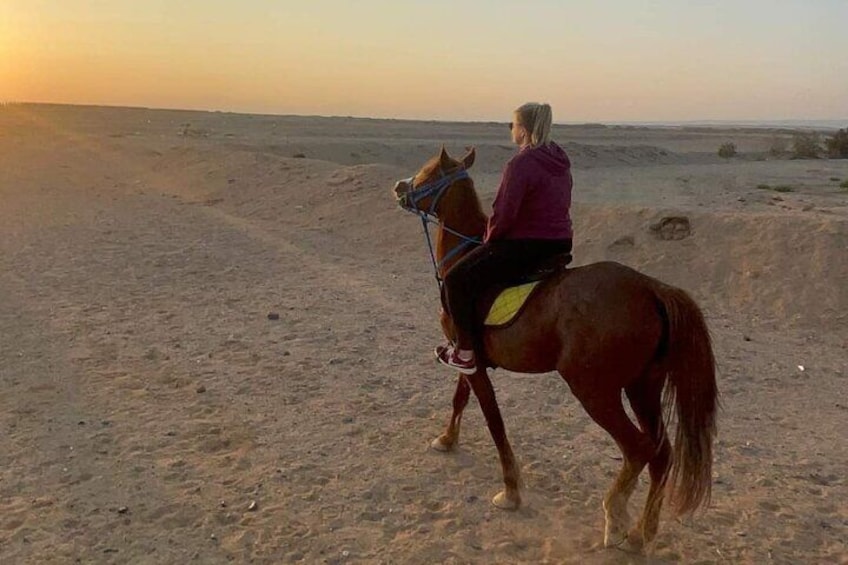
[2,1,846,122]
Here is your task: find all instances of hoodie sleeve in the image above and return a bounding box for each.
[485,155,530,241]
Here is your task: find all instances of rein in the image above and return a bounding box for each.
[397,168,482,288]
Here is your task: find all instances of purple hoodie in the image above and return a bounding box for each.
[485,142,573,242]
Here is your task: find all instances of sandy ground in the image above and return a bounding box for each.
[1,104,846,564]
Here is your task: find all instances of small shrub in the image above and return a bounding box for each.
[768,136,789,156]
[292,153,306,159]
[756,184,772,190]
[830,177,841,182]
[792,132,822,159]
[718,142,737,158]
[773,185,794,193]
[178,123,210,138]
[841,180,848,189]
[824,128,848,158]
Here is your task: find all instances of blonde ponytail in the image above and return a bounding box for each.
[515,102,553,147]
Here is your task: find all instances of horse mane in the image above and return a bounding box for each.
[447,178,487,238]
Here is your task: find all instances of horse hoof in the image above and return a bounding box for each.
[609,534,644,554]
[626,528,645,551]
[603,533,627,549]
[603,500,632,549]
[430,435,454,452]
[492,490,520,510]
[603,526,628,549]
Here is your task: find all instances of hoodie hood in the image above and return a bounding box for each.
[525,142,571,174]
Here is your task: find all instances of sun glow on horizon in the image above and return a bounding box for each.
[2,1,847,122]
[0,19,14,100]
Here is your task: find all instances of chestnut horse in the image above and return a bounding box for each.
[392,147,718,549]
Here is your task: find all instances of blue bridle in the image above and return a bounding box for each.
[396,168,482,287]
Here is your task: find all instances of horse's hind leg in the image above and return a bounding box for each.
[574,388,656,548]
[431,374,471,452]
[625,375,671,548]
[465,369,521,509]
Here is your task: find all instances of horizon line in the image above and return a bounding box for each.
[4,101,846,130]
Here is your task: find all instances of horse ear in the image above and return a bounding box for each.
[438,145,452,170]
[461,146,476,170]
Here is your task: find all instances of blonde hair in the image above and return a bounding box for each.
[515,102,553,147]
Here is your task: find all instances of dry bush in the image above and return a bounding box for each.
[768,136,789,156]
[824,128,848,158]
[717,142,737,158]
[792,132,822,159]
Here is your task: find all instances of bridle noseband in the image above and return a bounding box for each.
[396,168,482,287]
[398,168,469,215]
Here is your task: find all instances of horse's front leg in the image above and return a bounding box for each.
[465,369,521,510]
[431,310,470,452]
[431,374,471,452]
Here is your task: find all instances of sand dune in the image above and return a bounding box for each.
[1,104,846,563]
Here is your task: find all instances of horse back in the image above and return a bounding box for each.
[484,261,666,374]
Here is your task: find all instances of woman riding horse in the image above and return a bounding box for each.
[437,102,574,374]
[393,126,717,549]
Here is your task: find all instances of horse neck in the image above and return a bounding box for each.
[436,181,488,276]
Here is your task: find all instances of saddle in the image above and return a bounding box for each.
[478,251,573,328]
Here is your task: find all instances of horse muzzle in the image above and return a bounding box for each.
[393,177,415,210]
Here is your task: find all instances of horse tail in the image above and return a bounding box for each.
[654,284,718,515]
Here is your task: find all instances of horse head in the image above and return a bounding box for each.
[393,146,476,217]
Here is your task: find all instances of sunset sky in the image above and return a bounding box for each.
[2,1,846,123]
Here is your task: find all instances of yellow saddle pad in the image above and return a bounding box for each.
[484,281,540,326]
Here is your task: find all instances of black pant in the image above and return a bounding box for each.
[443,238,572,350]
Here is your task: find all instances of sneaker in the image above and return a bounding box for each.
[434,344,477,375]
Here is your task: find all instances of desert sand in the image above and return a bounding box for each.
[1,104,846,564]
